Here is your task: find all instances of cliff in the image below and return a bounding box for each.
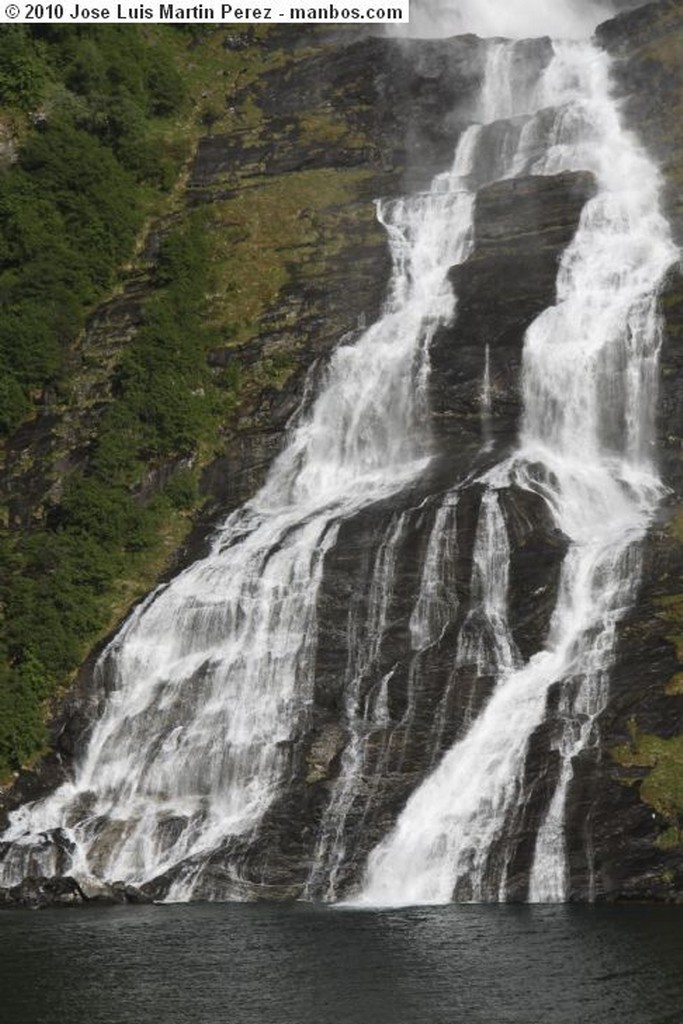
[1,4,683,907]
[0,161,595,905]
[561,0,683,902]
[0,27,488,785]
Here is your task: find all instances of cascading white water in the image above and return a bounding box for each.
[410,493,460,653]
[304,512,407,901]
[480,344,493,452]
[300,48,554,897]
[0,44,516,898]
[355,39,677,907]
[455,490,518,677]
[1,9,676,908]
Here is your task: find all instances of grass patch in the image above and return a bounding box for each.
[0,25,383,779]
[653,592,683,663]
[208,167,373,344]
[612,728,683,820]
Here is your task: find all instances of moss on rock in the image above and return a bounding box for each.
[612,728,683,820]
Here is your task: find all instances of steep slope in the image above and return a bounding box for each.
[563,0,683,902]
[1,3,682,907]
[0,28,485,788]
[1,37,600,903]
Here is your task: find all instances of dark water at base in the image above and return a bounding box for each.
[1,902,682,1024]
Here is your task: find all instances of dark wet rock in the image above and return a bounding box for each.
[198,203,394,512]
[306,723,348,784]
[106,881,154,905]
[429,171,597,465]
[0,759,69,835]
[3,11,681,908]
[248,35,492,190]
[565,498,683,902]
[188,35,495,196]
[503,730,563,902]
[0,869,155,908]
[120,164,592,902]
[500,484,569,660]
[596,0,683,244]
[656,268,683,493]
[0,875,88,909]
[556,0,683,903]
[186,33,501,518]
[471,171,597,256]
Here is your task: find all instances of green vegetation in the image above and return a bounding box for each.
[654,591,683,664]
[612,724,683,851]
[611,729,683,819]
[0,25,381,779]
[0,25,188,436]
[611,569,683,847]
[665,673,683,696]
[208,167,373,344]
[0,25,202,775]
[93,212,223,478]
[0,211,225,775]
[656,826,683,852]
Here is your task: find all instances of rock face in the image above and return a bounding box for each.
[2,8,682,907]
[0,874,153,909]
[0,26,492,865]
[559,0,683,902]
[180,171,591,902]
[596,0,683,245]
[429,172,597,463]
[0,30,489,824]
[1,29,498,549]
[191,32,507,513]
[0,155,591,904]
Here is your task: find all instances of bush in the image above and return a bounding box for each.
[0,25,198,776]
[0,27,45,109]
[0,25,189,440]
[0,203,234,775]
[165,467,199,510]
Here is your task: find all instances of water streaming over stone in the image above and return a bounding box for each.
[0,42,514,900]
[480,344,493,452]
[301,46,553,899]
[355,39,677,907]
[410,493,460,654]
[304,513,407,901]
[0,17,677,908]
[455,490,518,678]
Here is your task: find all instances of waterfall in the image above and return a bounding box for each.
[480,344,493,452]
[409,493,459,654]
[1,18,676,907]
[0,42,523,900]
[455,490,519,678]
[304,513,407,901]
[355,40,677,907]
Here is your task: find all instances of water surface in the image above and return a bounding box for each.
[1,903,682,1023]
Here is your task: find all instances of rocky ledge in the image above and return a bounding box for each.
[176,170,595,903]
[0,876,153,910]
[429,171,597,463]
[557,0,683,903]
[0,167,594,907]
